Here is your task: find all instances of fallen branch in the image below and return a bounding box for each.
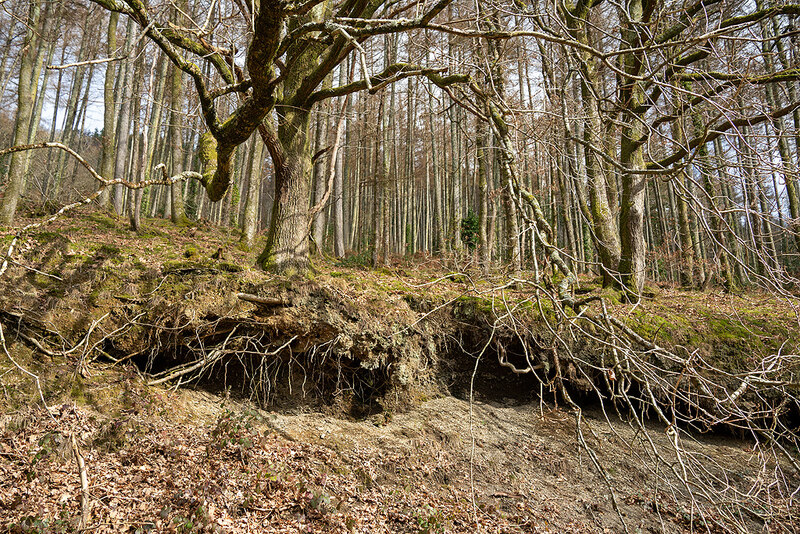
[70,434,90,529]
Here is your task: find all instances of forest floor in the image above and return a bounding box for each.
[1,207,799,533]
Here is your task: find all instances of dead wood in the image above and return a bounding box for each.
[70,434,90,529]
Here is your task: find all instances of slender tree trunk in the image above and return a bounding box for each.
[564,8,622,285]
[669,87,695,287]
[26,0,59,150]
[241,134,265,247]
[332,72,348,258]
[426,66,446,252]
[112,18,135,214]
[311,110,328,254]
[760,18,800,251]
[99,11,119,207]
[0,0,41,224]
[477,106,489,274]
[50,23,92,201]
[169,61,187,223]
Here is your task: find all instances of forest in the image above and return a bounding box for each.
[1,0,800,532]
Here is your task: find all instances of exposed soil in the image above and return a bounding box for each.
[1,380,779,533]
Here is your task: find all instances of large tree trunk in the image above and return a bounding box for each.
[257,107,312,273]
[616,0,653,297]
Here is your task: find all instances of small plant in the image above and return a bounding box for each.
[208,408,260,457]
[308,490,332,513]
[460,209,479,251]
[172,515,194,533]
[336,249,372,268]
[26,432,65,481]
[9,515,75,533]
[254,463,284,494]
[133,522,156,534]
[167,503,219,534]
[413,504,444,534]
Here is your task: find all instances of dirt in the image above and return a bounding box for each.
[1,378,778,534]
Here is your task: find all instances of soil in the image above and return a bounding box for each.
[1,381,776,534]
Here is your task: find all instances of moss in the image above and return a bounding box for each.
[218,261,244,273]
[163,260,212,273]
[97,243,120,256]
[630,312,676,343]
[32,231,65,243]
[184,246,199,259]
[86,213,119,229]
[131,257,147,271]
[198,132,218,187]
[596,287,623,305]
[641,285,660,299]
[71,379,87,404]
[453,295,496,318]
[88,288,102,306]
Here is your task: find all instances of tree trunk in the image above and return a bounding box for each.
[169,61,187,223]
[0,0,41,224]
[241,134,265,247]
[311,110,328,254]
[112,18,135,215]
[99,11,119,207]
[477,106,489,274]
[332,70,348,258]
[616,0,652,297]
[257,107,313,273]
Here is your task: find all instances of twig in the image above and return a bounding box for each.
[3,257,63,280]
[47,56,126,70]
[70,434,90,529]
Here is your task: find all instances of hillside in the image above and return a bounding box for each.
[1,209,799,533]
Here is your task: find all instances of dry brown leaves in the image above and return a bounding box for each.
[0,403,564,533]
